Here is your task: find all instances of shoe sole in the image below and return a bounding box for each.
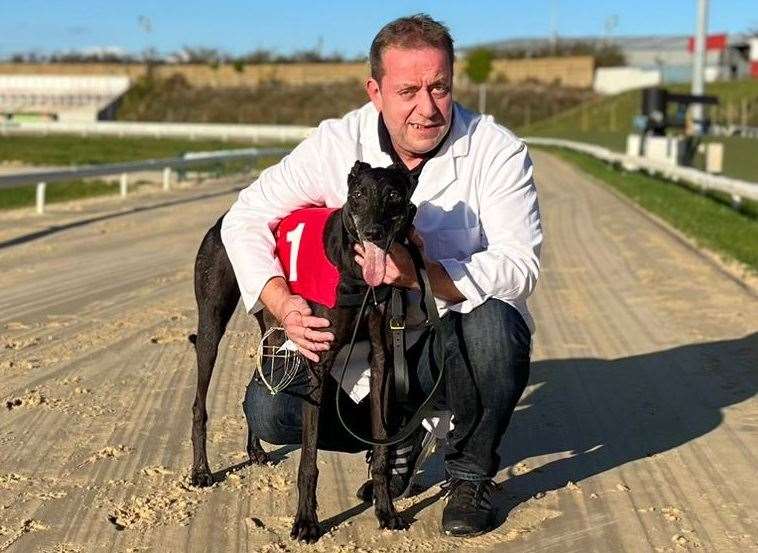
[443,529,490,538]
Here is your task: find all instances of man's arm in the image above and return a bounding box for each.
[221,130,326,313]
[221,125,336,360]
[436,141,542,310]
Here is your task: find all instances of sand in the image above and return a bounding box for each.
[0,152,756,552]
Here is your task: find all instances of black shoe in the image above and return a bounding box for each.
[441,478,497,537]
[355,427,436,502]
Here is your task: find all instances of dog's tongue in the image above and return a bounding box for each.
[361,241,386,287]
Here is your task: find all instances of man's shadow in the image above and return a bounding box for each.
[411,332,757,527]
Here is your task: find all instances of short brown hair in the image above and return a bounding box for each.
[369,14,454,82]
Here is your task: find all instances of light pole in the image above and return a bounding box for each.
[691,0,708,135]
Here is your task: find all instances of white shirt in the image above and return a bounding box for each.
[221,101,542,332]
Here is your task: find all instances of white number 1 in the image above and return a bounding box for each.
[286,223,305,282]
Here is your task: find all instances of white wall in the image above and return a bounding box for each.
[593,67,662,95]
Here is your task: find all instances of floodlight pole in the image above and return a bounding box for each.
[691,0,708,135]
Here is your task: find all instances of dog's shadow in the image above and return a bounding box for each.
[393,333,756,529]
[211,444,300,484]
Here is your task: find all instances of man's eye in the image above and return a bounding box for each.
[433,86,449,96]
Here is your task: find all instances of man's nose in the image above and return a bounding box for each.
[416,88,438,119]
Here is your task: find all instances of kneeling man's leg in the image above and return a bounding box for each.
[243,372,371,453]
[443,300,531,480]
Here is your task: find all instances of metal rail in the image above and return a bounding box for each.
[0,147,291,214]
[0,120,314,143]
[525,137,758,203]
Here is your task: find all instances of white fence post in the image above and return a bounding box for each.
[162,167,171,191]
[36,182,46,214]
[120,173,128,197]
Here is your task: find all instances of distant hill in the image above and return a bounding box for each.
[115,74,595,128]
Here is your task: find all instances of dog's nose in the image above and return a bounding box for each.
[363,225,384,241]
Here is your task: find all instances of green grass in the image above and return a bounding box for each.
[520,80,758,137]
[519,80,758,182]
[537,146,758,271]
[0,134,259,166]
[1,179,135,210]
[0,134,289,210]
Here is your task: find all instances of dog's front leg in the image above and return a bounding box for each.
[291,361,327,543]
[368,311,407,530]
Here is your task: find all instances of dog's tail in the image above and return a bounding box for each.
[188,333,198,347]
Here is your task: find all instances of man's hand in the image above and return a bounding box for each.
[277,296,334,363]
[354,230,425,289]
[261,278,334,363]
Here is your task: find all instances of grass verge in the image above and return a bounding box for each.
[2,179,138,210]
[536,146,758,272]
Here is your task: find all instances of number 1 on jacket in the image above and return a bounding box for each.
[285,223,305,282]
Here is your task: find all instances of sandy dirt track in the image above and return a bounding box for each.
[0,151,755,553]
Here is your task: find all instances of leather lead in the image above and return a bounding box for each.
[335,240,445,447]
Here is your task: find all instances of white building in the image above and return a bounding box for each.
[0,75,130,122]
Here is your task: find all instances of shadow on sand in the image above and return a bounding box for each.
[411,332,757,528]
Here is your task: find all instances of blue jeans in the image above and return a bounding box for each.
[243,299,531,481]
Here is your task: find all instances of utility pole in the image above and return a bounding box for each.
[691,0,708,135]
[550,0,559,55]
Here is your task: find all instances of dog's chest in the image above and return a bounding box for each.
[274,208,341,308]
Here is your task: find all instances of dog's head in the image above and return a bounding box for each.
[344,160,416,287]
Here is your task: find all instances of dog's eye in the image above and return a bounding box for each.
[353,191,362,199]
[389,191,402,202]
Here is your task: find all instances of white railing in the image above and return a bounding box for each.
[0,147,292,214]
[0,120,315,143]
[525,137,758,203]
[710,124,758,139]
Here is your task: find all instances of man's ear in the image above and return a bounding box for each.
[365,77,382,112]
[348,160,370,189]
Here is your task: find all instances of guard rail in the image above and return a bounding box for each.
[0,120,314,143]
[525,137,758,203]
[0,147,291,214]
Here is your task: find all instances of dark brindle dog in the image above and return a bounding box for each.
[190,160,416,542]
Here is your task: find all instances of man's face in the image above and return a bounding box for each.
[366,47,453,165]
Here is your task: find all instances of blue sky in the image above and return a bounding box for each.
[2,0,756,58]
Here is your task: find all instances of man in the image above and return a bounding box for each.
[221,14,542,536]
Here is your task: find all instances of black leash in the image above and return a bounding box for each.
[334,242,445,447]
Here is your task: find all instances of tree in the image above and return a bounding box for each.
[464,48,493,113]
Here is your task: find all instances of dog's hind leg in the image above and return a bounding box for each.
[245,309,270,465]
[368,310,407,530]
[190,216,240,487]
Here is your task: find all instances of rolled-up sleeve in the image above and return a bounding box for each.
[220,127,327,313]
[438,141,542,312]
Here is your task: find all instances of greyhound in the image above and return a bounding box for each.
[189,160,417,542]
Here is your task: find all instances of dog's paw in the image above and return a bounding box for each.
[290,516,321,543]
[376,509,408,531]
[248,449,269,465]
[190,467,214,488]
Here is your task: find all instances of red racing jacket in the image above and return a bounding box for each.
[274,207,341,308]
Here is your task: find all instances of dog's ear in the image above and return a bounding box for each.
[405,202,417,226]
[406,202,417,221]
[348,160,371,189]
